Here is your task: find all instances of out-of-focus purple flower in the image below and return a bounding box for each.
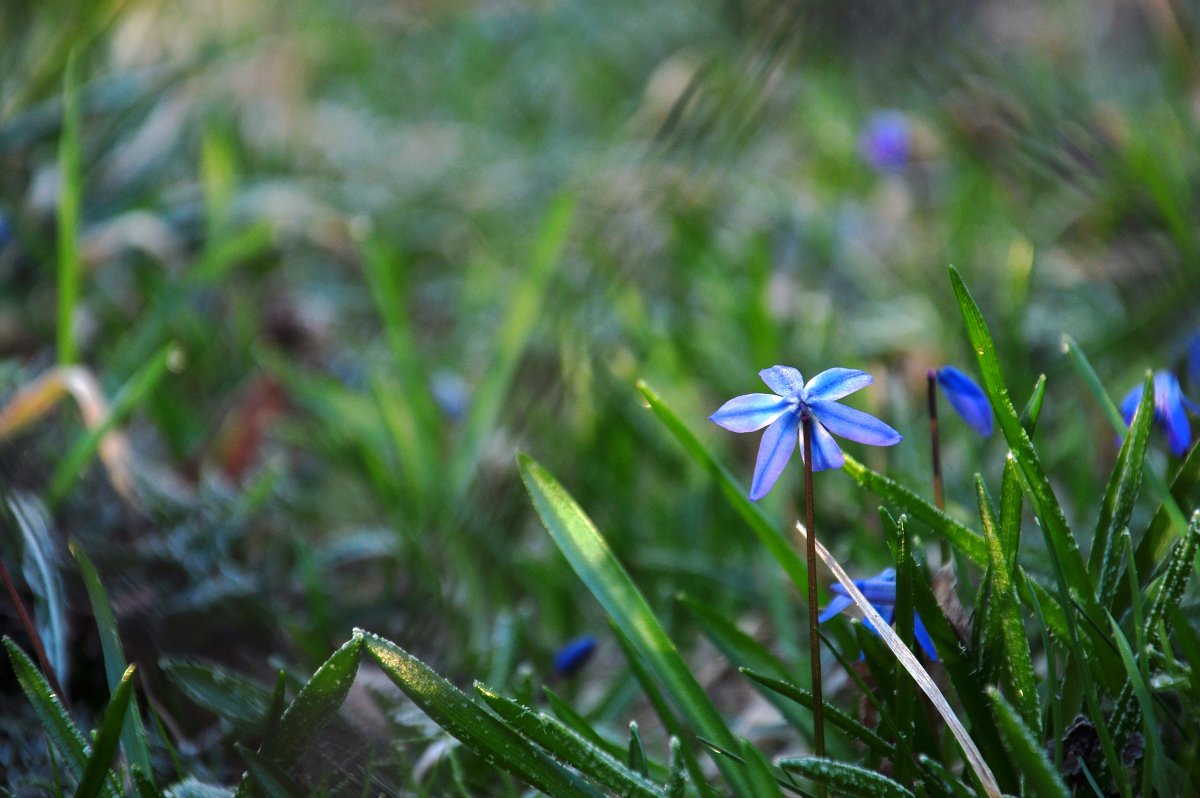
[858,111,911,173]
[553,635,597,678]
[818,568,938,662]
[0,212,10,248]
[431,370,469,421]
[935,366,993,437]
[710,365,902,500]
[1120,371,1199,457]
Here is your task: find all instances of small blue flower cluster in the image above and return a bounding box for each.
[817,568,938,661]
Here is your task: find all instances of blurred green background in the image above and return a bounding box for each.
[1,0,1198,792]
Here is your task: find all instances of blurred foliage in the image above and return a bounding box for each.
[1,0,1200,794]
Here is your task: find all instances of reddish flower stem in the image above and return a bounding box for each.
[802,414,825,760]
[927,371,949,562]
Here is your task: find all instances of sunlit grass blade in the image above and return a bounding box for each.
[74,664,136,798]
[235,745,307,798]
[739,669,894,758]
[1092,372,1153,607]
[50,343,177,504]
[999,457,1022,573]
[360,630,605,798]
[258,635,362,770]
[976,476,1040,735]
[777,757,913,798]
[519,453,753,796]
[841,455,987,566]
[475,685,664,798]
[161,658,274,733]
[449,194,575,495]
[636,379,810,595]
[740,741,786,798]
[70,542,153,776]
[985,687,1069,798]
[679,594,813,744]
[56,48,82,367]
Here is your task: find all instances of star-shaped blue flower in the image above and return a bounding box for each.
[817,568,938,661]
[1120,371,1200,457]
[710,365,902,500]
[935,366,992,437]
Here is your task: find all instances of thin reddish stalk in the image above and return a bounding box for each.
[927,371,949,562]
[802,414,825,759]
[0,557,68,705]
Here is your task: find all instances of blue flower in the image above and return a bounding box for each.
[710,365,902,500]
[858,111,911,172]
[935,366,993,436]
[818,568,938,661]
[1120,371,1200,457]
[553,635,597,677]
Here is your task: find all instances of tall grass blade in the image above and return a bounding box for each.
[519,453,753,796]
[740,741,786,798]
[3,491,69,691]
[74,664,137,798]
[886,513,917,790]
[70,542,153,775]
[235,746,306,798]
[1019,374,1047,435]
[360,630,604,798]
[161,658,274,733]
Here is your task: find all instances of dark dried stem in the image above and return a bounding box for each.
[0,557,68,706]
[927,371,949,563]
[802,413,825,760]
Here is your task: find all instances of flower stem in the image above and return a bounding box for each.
[802,414,826,760]
[927,370,948,563]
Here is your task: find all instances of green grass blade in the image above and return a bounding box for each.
[627,722,648,777]
[4,637,90,780]
[950,267,1099,617]
[235,745,306,798]
[476,685,664,798]
[74,664,136,798]
[161,658,273,732]
[1127,442,1200,608]
[259,635,362,769]
[361,631,605,798]
[5,492,70,689]
[740,741,786,798]
[1019,374,1047,435]
[131,767,166,798]
[665,738,687,798]
[1106,610,1170,798]
[977,477,1041,735]
[49,343,176,504]
[986,687,1069,798]
[70,542,153,775]
[679,594,813,743]
[449,194,575,494]
[1092,373,1154,606]
[777,757,914,798]
[1144,510,1200,649]
[841,455,987,566]
[999,457,1022,573]
[637,380,810,594]
[519,453,752,796]
[56,49,82,366]
[739,669,894,758]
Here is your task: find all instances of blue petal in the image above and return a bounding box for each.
[759,366,805,400]
[861,602,896,637]
[554,636,598,677]
[818,595,854,624]
[808,399,903,447]
[830,572,897,603]
[710,393,793,433]
[804,368,873,402]
[1155,372,1192,457]
[749,411,800,500]
[936,366,993,437]
[800,419,845,471]
[914,613,938,662]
